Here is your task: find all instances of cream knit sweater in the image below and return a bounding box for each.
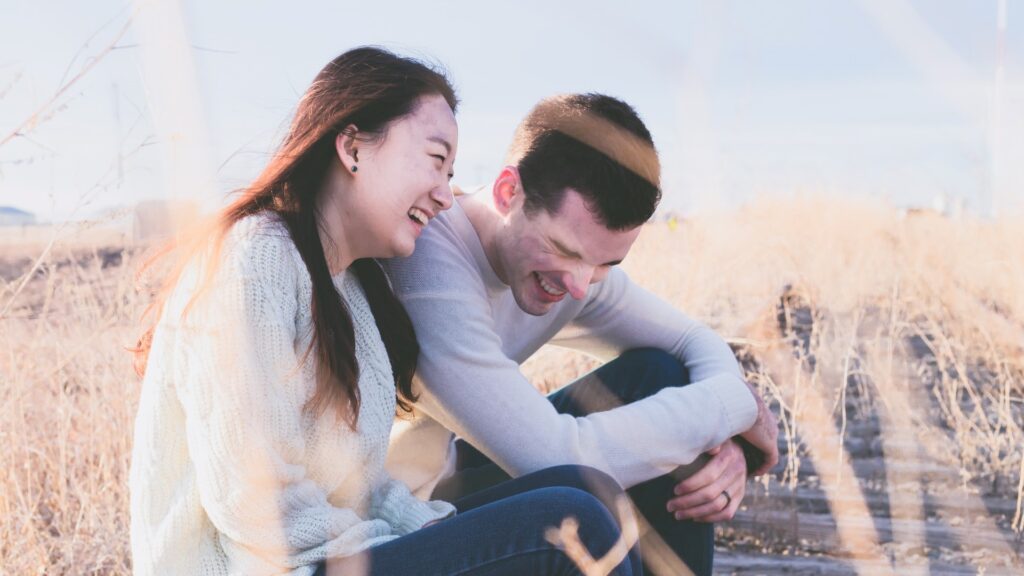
[130,214,453,575]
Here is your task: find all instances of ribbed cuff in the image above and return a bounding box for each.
[711,374,759,437]
[393,499,456,535]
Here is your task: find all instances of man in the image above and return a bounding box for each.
[383,93,778,575]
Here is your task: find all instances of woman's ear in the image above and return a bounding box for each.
[492,166,521,215]
[335,124,360,173]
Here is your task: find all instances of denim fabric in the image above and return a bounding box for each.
[317,465,641,575]
[433,348,715,576]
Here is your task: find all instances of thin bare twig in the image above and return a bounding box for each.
[0,70,24,99]
[0,13,135,150]
[1013,450,1024,534]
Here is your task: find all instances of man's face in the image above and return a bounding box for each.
[496,188,641,316]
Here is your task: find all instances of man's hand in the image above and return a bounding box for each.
[738,381,779,476]
[667,439,746,522]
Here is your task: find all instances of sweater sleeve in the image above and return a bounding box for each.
[553,266,757,439]
[171,233,393,574]
[370,475,456,535]
[401,286,757,490]
[384,204,758,490]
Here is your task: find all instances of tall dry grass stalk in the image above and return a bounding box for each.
[1,233,141,574]
[1,195,1022,573]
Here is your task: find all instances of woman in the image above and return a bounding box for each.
[130,47,640,575]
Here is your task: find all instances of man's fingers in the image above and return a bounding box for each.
[675,438,749,495]
[668,482,728,512]
[674,477,744,521]
[672,492,728,520]
[695,477,746,523]
[670,476,744,516]
[695,497,738,523]
[673,454,725,495]
[669,439,754,520]
[673,462,748,521]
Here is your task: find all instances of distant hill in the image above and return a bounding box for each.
[0,206,37,226]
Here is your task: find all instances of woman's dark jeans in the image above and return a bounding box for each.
[433,348,715,576]
[317,465,641,575]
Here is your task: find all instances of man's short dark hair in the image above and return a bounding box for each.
[506,93,661,230]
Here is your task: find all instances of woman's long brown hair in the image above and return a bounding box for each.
[133,47,458,427]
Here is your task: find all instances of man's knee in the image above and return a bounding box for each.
[530,464,624,501]
[539,486,639,575]
[533,486,618,527]
[618,348,689,391]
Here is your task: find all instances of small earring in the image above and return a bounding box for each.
[351,165,358,172]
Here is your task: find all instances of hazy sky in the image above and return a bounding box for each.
[1,0,1021,221]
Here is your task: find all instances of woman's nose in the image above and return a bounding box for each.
[430,181,454,211]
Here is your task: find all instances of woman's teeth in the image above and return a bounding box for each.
[535,272,565,296]
[408,207,428,226]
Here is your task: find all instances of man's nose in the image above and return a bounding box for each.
[564,266,594,300]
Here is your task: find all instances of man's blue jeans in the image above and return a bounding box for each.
[317,465,641,575]
[432,348,715,576]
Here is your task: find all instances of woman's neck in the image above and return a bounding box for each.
[316,171,361,275]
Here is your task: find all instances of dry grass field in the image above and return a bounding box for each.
[1,196,1022,574]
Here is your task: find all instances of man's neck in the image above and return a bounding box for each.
[459,194,510,286]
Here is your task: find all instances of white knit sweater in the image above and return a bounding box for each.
[129,214,453,576]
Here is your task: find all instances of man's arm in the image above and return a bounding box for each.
[551,267,778,519]
[402,288,758,489]
[554,267,778,472]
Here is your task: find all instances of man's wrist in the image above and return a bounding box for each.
[735,435,765,476]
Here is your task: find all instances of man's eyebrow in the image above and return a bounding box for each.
[549,237,582,260]
[551,236,623,267]
[428,135,451,154]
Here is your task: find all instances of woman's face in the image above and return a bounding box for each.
[345,93,458,259]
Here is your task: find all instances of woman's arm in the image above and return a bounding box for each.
[370,475,455,535]
[172,233,392,573]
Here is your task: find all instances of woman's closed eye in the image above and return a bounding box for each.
[431,154,454,180]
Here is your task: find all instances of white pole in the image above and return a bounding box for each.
[132,0,216,240]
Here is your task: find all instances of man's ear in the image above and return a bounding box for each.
[492,166,522,216]
[334,125,360,172]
